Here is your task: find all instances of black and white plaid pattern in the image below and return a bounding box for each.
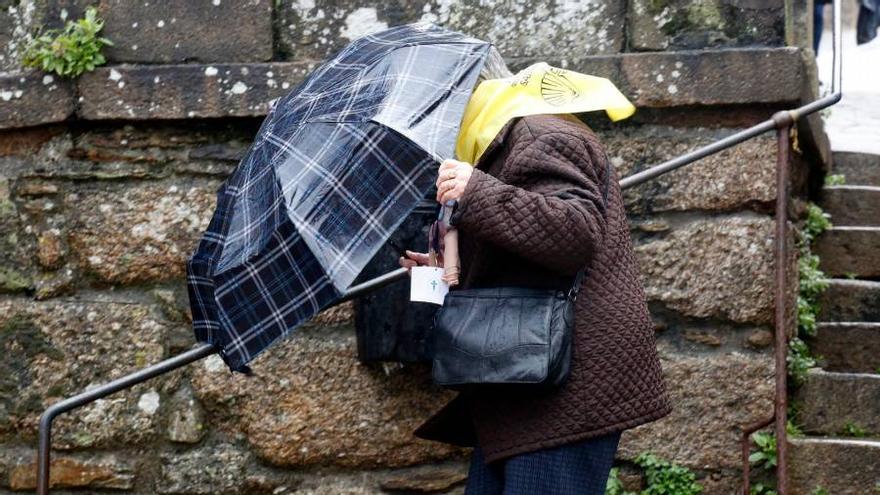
[187,23,490,371]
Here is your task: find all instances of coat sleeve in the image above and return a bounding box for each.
[449,131,608,275]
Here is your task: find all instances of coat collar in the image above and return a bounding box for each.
[471,118,518,170]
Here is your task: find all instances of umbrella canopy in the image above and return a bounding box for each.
[187,23,490,372]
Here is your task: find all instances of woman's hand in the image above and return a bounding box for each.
[399,250,436,274]
[436,159,473,203]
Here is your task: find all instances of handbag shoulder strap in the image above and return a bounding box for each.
[568,154,614,299]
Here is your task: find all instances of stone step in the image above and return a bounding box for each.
[815,227,880,279]
[810,323,880,373]
[789,437,880,494]
[820,185,880,226]
[797,369,880,436]
[818,279,880,322]
[832,151,880,187]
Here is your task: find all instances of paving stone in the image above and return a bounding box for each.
[0,71,75,130]
[816,227,880,278]
[832,152,880,186]
[820,186,880,227]
[818,279,880,322]
[798,369,880,436]
[809,323,880,373]
[77,63,313,120]
[789,437,880,495]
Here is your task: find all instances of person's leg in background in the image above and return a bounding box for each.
[814,0,826,53]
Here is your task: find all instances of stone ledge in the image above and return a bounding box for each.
[1,47,810,130]
[77,63,315,121]
[0,71,75,129]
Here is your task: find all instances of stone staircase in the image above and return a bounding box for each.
[789,152,880,494]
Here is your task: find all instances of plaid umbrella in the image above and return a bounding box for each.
[187,23,490,372]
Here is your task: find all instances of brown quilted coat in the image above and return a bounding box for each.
[413,114,671,463]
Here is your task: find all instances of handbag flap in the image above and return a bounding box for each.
[432,288,560,385]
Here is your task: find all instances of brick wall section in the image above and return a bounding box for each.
[0,1,824,493]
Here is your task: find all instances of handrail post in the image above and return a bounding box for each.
[772,111,795,495]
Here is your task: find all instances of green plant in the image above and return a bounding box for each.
[802,203,832,245]
[812,487,829,495]
[749,431,777,471]
[824,174,846,186]
[788,337,818,386]
[22,7,113,77]
[786,419,804,438]
[750,483,778,495]
[634,453,703,495]
[841,421,868,437]
[606,467,635,495]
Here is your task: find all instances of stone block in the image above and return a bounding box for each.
[166,384,207,444]
[597,126,777,214]
[809,323,880,373]
[99,0,272,63]
[619,349,774,470]
[190,325,466,469]
[820,185,880,227]
[634,215,776,324]
[619,48,802,108]
[77,63,313,120]
[789,437,880,495]
[833,152,880,187]
[798,369,880,436]
[0,299,170,447]
[816,227,880,279]
[9,453,134,491]
[627,0,785,51]
[156,443,251,494]
[276,0,625,62]
[818,279,880,322]
[0,175,37,294]
[0,71,75,130]
[66,179,218,284]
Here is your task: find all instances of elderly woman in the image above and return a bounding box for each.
[399,50,671,494]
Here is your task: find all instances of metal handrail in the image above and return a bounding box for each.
[35,2,842,491]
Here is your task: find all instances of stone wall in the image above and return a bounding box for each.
[0,1,826,493]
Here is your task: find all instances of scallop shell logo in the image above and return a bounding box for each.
[540,70,580,106]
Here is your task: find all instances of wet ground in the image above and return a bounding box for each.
[817,27,880,155]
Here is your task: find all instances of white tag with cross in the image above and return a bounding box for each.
[409,266,449,305]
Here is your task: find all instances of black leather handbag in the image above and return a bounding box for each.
[430,268,585,389]
[429,155,610,389]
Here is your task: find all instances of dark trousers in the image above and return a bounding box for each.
[464,432,621,495]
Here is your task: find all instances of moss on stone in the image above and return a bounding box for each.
[0,267,32,292]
